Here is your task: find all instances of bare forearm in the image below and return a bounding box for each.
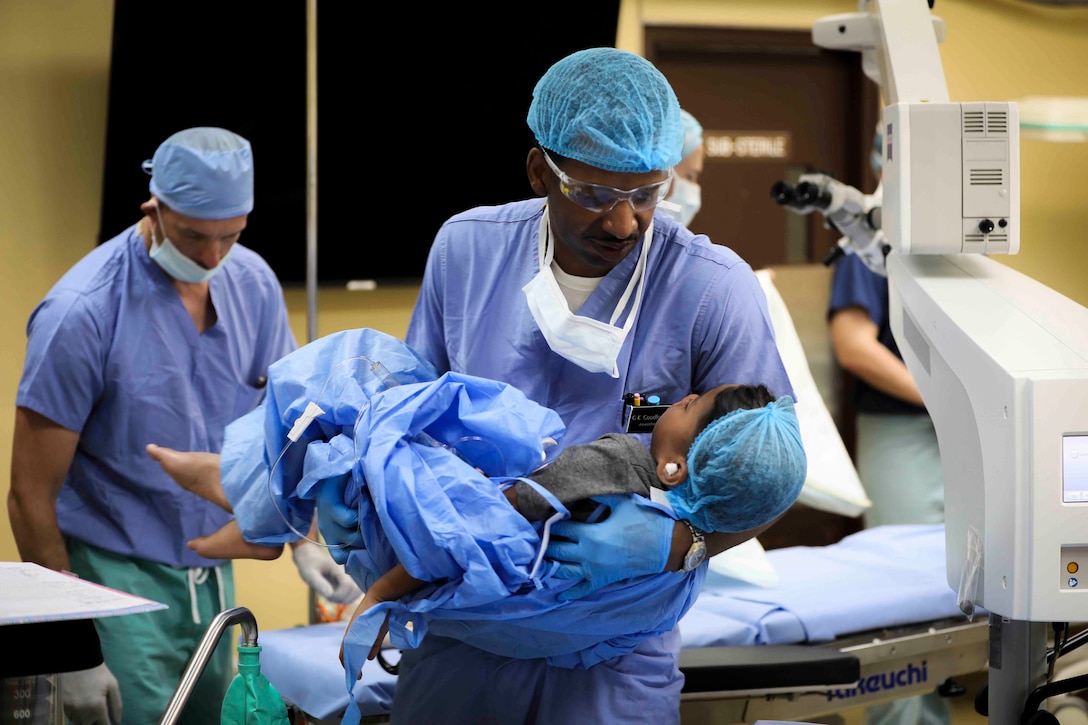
[843,343,923,405]
[9,407,79,572]
[341,564,424,668]
[367,563,425,604]
[831,308,925,407]
[705,525,770,558]
[665,521,772,572]
[343,562,425,648]
[8,492,71,571]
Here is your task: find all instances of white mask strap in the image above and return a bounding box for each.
[538,206,652,331]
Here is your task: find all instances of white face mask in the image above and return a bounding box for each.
[668,177,702,227]
[148,204,232,283]
[522,208,652,378]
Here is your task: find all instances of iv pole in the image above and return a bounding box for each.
[306,0,318,344]
[305,0,320,625]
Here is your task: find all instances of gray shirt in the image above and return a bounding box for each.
[514,433,662,520]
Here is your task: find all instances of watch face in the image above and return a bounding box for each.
[685,545,706,571]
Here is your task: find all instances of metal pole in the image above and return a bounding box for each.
[305,0,321,625]
[987,615,1049,723]
[159,607,259,725]
[305,0,318,344]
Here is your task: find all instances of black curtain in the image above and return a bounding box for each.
[99,2,621,286]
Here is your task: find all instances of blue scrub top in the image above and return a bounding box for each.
[827,253,927,416]
[407,199,794,454]
[397,199,793,725]
[17,223,297,567]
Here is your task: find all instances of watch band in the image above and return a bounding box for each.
[681,520,707,571]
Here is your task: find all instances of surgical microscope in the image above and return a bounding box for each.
[770,172,887,273]
[800,1,1088,721]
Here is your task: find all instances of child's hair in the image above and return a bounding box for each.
[666,386,807,534]
[695,384,776,434]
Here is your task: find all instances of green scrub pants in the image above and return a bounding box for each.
[856,412,945,528]
[66,538,235,725]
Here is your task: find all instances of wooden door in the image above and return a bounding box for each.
[645,26,879,268]
[646,26,880,548]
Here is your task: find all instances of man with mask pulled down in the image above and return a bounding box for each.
[318,49,794,723]
[7,127,357,725]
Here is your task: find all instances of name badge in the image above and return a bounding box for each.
[623,404,669,433]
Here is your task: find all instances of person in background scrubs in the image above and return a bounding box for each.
[6,127,356,725]
[828,126,943,531]
[826,125,951,725]
[661,108,705,228]
[318,48,793,724]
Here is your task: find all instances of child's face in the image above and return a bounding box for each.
[649,383,737,484]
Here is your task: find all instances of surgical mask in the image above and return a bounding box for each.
[148,205,232,283]
[668,177,701,227]
[522,208,651,377]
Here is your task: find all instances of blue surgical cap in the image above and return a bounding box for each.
[666,396,807,534]
[680,109,704,160]
[527,47,683,173]
[143,127,254,219]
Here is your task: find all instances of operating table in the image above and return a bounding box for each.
[258,523,986,723]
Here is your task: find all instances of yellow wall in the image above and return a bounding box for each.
[619,0,1088,302]
[2,0,1087,635]
[0,1,415,633]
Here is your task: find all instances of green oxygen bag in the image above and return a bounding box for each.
[220,644,290,725]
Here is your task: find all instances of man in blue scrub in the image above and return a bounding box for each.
[7,127,302,725]
[386,48,795,724]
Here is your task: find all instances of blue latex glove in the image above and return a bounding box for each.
[315,476,361,565]
[545,494,674,601]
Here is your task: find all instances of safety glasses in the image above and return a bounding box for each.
[541,149,673,213]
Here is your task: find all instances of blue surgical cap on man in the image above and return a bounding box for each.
[527,47,683,173]
[679,109,704,161]
[142,127,254,220]
[666,396,807,534]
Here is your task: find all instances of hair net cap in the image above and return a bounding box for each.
[527,47,683,173]
[143,127,254,220]
[679,109,704,160]
[666,396,807,534]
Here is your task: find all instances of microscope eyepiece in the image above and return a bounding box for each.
[868,206,882,231]
[795,181,832,210]
[770,181,795,206]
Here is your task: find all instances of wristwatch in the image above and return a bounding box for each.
[680,520,707,572]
